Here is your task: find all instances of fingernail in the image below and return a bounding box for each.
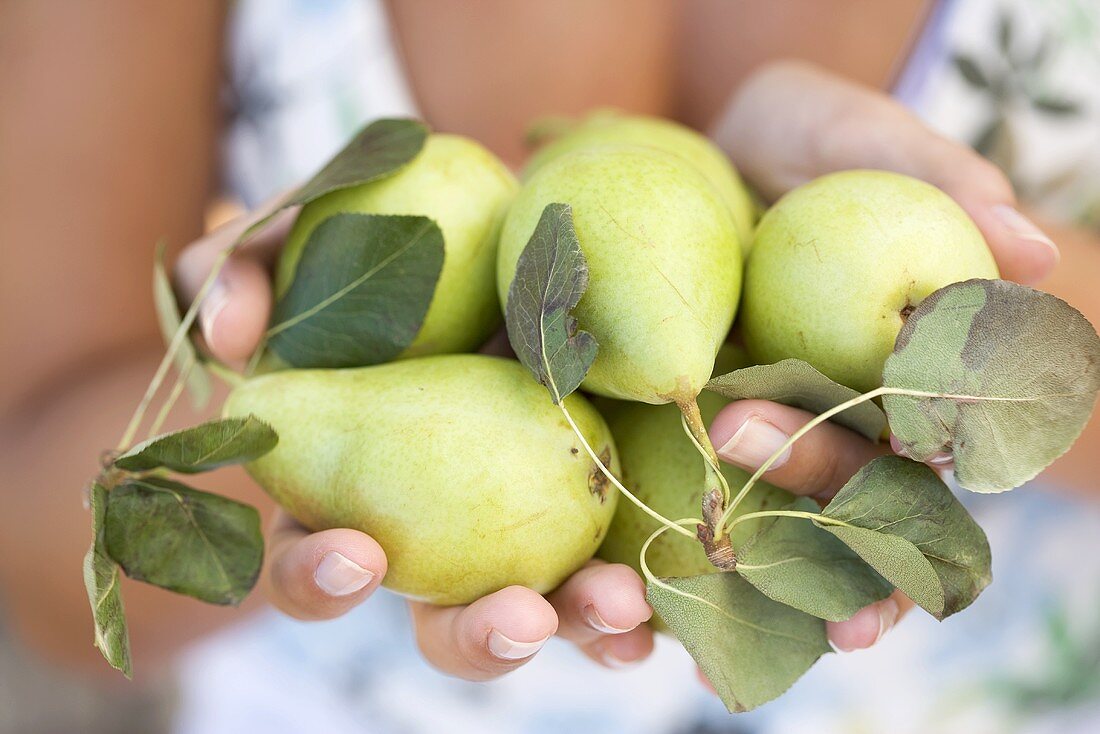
[716,417,791,470]
[198,277,229,351]
[993,205,1060,263]
[487,629,550,660]
[314,551,375,597]
[873,598,900,646]
[582,604,634,634]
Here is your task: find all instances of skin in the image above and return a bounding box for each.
[224,355,619,605]
[2,0,1096,691]
[497,146,741,404]
[278,135,518,358]
[742,170,1000,393]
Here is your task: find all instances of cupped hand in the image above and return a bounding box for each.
[714,60,1059,286]
[174,204,653,681]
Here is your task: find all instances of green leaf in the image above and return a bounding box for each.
[505,203,597,404]
[83,482,132,677]
[113,415,278,474]
[267,213,444,368]
[884,279,1100,492]
[104,477,263,605]
[153,241,211,409]
[735,498,893,621]
[953,54,991,89]
[239,119,429,244]
[1031,96,1081,116]
[816,456,992,619]
[706,359,887,441]
[648,573,829,712]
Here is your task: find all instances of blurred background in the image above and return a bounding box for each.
[2,1,1099,732]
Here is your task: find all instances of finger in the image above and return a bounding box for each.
[409,586,558,681]
[827,590,915,652]
[264,511,387,621]
[582,624,655,668]
[717,60,1058,285]
[546,560,653,645]
[709,400,888,499]
[173,196,296,363]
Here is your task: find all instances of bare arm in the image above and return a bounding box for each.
[0,0,268,676]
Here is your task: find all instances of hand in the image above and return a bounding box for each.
[174,203,654,681]
[714,60,1059,286]
[701,60,1048,652]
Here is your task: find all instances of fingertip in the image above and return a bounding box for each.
[827,597,900,652]
[267,527,387,620]
[590,625,654,668]
[199,257,272,364]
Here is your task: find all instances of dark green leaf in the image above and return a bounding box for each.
[817,456,992,619]
[83,482,132,677]
[240,119,429,243]
[153,241,211,409]
[1031,96,1081,116]
[113,415,278,474]
[884,279,1100,492]
[104,477,263,605]
[706,359,887,441]
[953,54,991,89]
[648,572,829,712]
[505,203,597,403]
[736,498,893,621]
[267,213,444,368]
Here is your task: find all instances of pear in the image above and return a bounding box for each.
[525,110,756,248]
[224,355,618,605]
[741,170,999,393]
[498,145,742,405]
[597,346,793,586]
[277,134,517,358]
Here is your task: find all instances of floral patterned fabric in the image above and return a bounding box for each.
[175,0,1100,732]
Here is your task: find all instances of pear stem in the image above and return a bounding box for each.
[717,386,890,533]
[558,403,696,539]
[117,249,233,450]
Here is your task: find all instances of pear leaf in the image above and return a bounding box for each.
[239,118,429,244]
[647,572,829,712]
[883,279,1100,492]
[153,240,211,409]
[707,359,887,441]
[113,415,278,474]
[815,456,991,619]
[83,482,132,678]
[104,477,263,605]
[506,203,597,403]
[736,498,894,621]
[267,213,444,368]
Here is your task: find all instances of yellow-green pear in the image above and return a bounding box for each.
[525,110,756,248]
[741,170,999,393]
[498,145,742,405]
[598,346,793,590]
[278,134,517,358]
[224,355,618,605]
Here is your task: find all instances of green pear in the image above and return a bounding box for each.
[525,110,756,249]
[224,354,619,605]
[277,134,517,358]
[597,345,793,583]
[498,145,742,405]
[741,170,999,393]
